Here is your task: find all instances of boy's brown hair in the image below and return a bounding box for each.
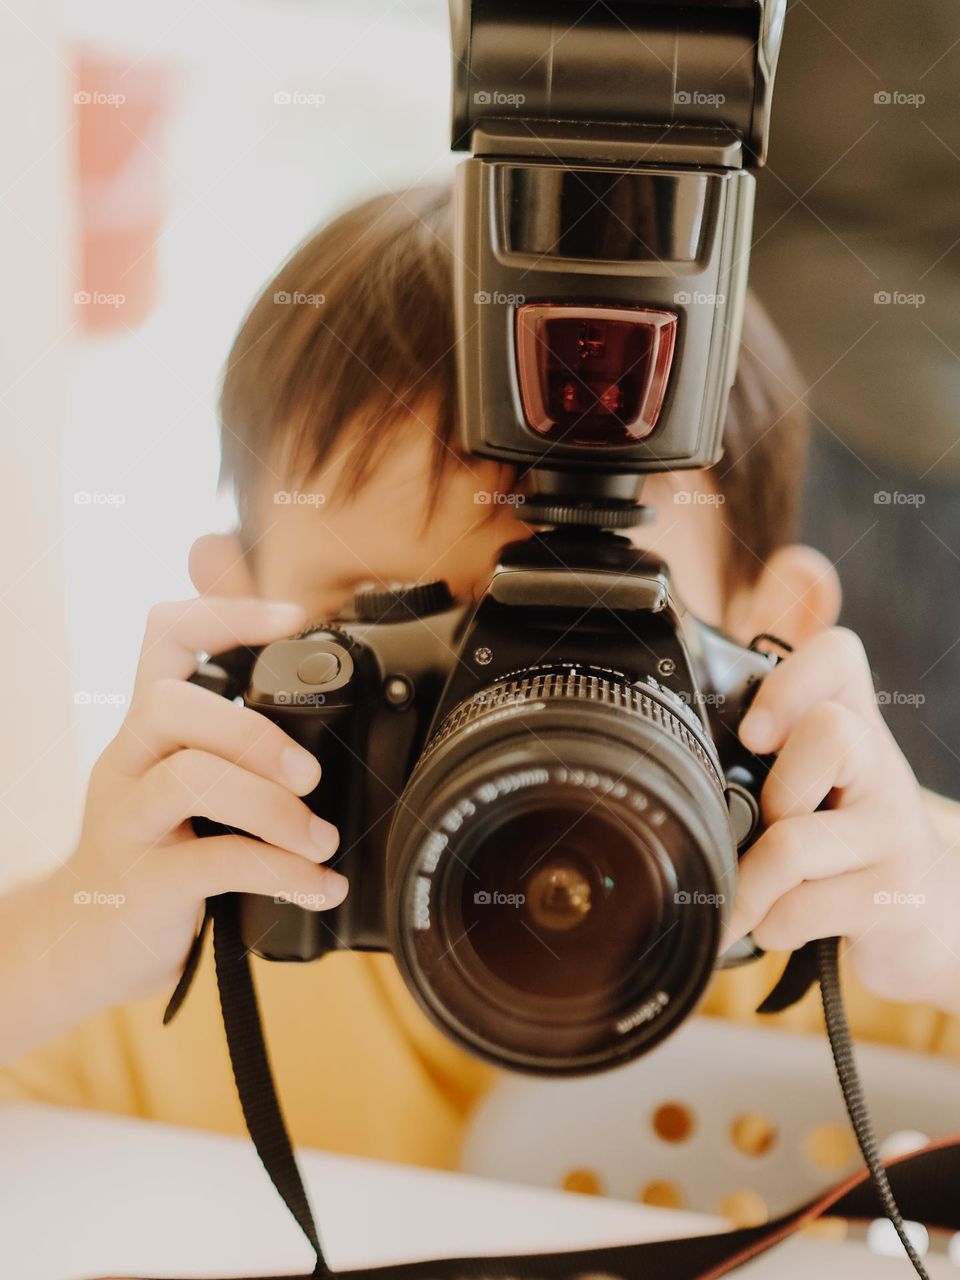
[220,184,809,595]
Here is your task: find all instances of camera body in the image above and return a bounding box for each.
[196,530,774,1074]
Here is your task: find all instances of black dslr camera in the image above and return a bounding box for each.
[198,0,787,1075]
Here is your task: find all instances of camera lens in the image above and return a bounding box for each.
[525,860,593,933]
[459,804,668,1003]
[387,665,736,1075]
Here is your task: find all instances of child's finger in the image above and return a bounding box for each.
[739,627,879,755]
[748,870,879,954]
[720,808,876,950]
[127,749,339,858]
[132,597,305,696]
[110,678,321,792]
[759,700,878,824]
[166,834,348,907]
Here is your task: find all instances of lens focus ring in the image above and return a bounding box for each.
[420,665,723,793]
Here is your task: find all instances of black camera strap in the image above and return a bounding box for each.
[155,896,956,1280]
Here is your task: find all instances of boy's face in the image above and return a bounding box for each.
[247,428,728,621]
[193,416,839,648]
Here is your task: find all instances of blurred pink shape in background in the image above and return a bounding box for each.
[74,48,179,334]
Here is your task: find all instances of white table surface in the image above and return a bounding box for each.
[0,1103,951,1279]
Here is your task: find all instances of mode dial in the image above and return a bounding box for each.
[353,580,456,624]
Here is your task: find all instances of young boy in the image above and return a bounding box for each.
[2,184,959,1171]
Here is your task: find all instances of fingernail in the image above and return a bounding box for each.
[283,746,320,793]
[740,707,774,752]
[321,871,349,908]
[718,923,741,956]
[309,815,340,859]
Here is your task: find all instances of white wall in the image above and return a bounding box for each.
[61,0,459,773]
[0,0,79,883]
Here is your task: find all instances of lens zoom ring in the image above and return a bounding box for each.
[421,668,722,790]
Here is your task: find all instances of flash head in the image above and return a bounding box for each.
[449,1,785,495]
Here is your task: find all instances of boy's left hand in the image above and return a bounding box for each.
[722,626,960,1012]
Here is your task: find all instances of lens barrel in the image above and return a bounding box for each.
[388,665,736,1075]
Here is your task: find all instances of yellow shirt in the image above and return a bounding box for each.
[5,938,960,1172]
[0,948,491,1170]
[702,952,960,1058]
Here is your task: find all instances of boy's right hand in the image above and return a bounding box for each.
[48,597,346,1009]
